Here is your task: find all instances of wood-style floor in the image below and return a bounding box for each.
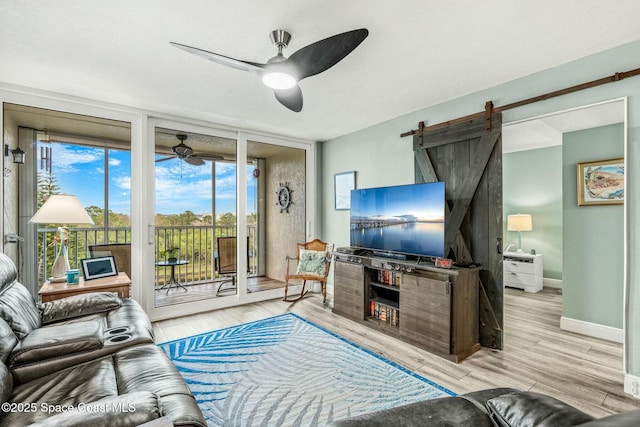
[154,276,285,307]
[152,287,640,419]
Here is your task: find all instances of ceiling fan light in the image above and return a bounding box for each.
[262,71,297,90]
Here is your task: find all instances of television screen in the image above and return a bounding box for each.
[350,182,445,258]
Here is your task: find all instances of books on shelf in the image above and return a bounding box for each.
[370,300,400,327]
[377,270,401,287]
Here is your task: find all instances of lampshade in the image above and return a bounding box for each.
[507,214,532,232]
[29,194,95,225]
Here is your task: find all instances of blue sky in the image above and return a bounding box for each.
[41,143,255,216]
[351,182,445,221]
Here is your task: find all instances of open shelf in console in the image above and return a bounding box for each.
[370,281,400,293]
[367,269,400,328]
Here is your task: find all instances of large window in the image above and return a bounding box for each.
[34,135,131,282]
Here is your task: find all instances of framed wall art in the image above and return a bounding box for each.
[334,171,356,210]
[577,158,624,206]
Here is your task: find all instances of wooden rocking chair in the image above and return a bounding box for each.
[283,239,334,303]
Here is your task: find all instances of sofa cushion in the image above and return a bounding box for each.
[576,409,640,426]
[486,391,594,427]
[0,281,41,339]
[330,396,495,427]
[39,292,122,325]
[0,363,13,404]
[10,320,104,366]
[0,253,18,292]
[0,317,17,364]
[115,344,206,427]
[4,357,118,425]
[27,391,162,427]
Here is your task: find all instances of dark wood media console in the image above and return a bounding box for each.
[333,252,480,362]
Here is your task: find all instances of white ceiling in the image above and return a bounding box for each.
[503,100,625,153]
[1,1,640,142]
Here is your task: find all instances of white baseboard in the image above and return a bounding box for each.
[543,278,562,289]
[560,316,623,343]
[625,374,640,399]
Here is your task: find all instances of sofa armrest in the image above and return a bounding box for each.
[9,320,103,366]
[486,391,594,427]
[28,391,162,427]
[39,292,122,324]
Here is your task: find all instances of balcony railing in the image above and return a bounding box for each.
[36,225,257,286]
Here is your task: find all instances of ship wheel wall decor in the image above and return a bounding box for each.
[276,182,292,213]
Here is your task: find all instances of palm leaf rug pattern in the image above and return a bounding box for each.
[159,313,454,426]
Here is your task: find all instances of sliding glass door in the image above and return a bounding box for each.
[141,121,315,320]
[153,127,238,307]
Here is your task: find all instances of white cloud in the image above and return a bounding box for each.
[47,143,102,175]
[113,176,131,190]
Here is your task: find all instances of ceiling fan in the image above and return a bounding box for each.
[155,134,223,166]
[170,28,369,112]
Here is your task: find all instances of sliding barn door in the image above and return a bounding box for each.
[414,113,503,349]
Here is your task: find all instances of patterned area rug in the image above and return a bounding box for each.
[159,313,454,426]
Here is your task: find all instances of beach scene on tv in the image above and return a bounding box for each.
[350,182,445,258]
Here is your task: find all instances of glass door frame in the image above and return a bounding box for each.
[0,89,142,298]
[141,118,316,322]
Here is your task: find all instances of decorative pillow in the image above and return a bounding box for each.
[295,249,327,276]
[486,391,594,427]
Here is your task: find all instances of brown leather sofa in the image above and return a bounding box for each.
[0,253,205,427]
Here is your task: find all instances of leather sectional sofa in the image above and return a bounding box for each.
[330,387,640,426]
[0,253,205,427]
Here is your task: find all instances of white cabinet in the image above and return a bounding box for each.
[503,252,543,293]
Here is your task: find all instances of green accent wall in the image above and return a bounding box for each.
[503,146,563,280]
[321,39,639,379]
[563,124,624,328]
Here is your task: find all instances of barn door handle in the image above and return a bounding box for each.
[496,237,502,255]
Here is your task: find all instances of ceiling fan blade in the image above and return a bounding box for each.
[155,156,176,163]
[274,85,303,112]
[194,153,225,161]
[286,29,368,80]
[170,41,266,73]
[185,156,205,166]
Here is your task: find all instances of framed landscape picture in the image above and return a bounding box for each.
[577,158,624,206]
[334,171,356,210]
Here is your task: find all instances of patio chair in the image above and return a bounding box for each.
[215,236,251,295]
[283,239,334,304]
[89,243,131,279]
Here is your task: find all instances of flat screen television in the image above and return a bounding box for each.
[350,182,445,258]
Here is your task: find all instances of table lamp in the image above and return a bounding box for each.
[29,194,94,280]
[507,214,532,252]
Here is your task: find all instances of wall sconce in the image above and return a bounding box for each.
[4,144,26,164]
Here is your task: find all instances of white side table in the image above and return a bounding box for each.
[503,252,543,293]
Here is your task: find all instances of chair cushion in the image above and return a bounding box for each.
[295,249,326,276]
[0,281,41,339]
[486,391,594,427]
